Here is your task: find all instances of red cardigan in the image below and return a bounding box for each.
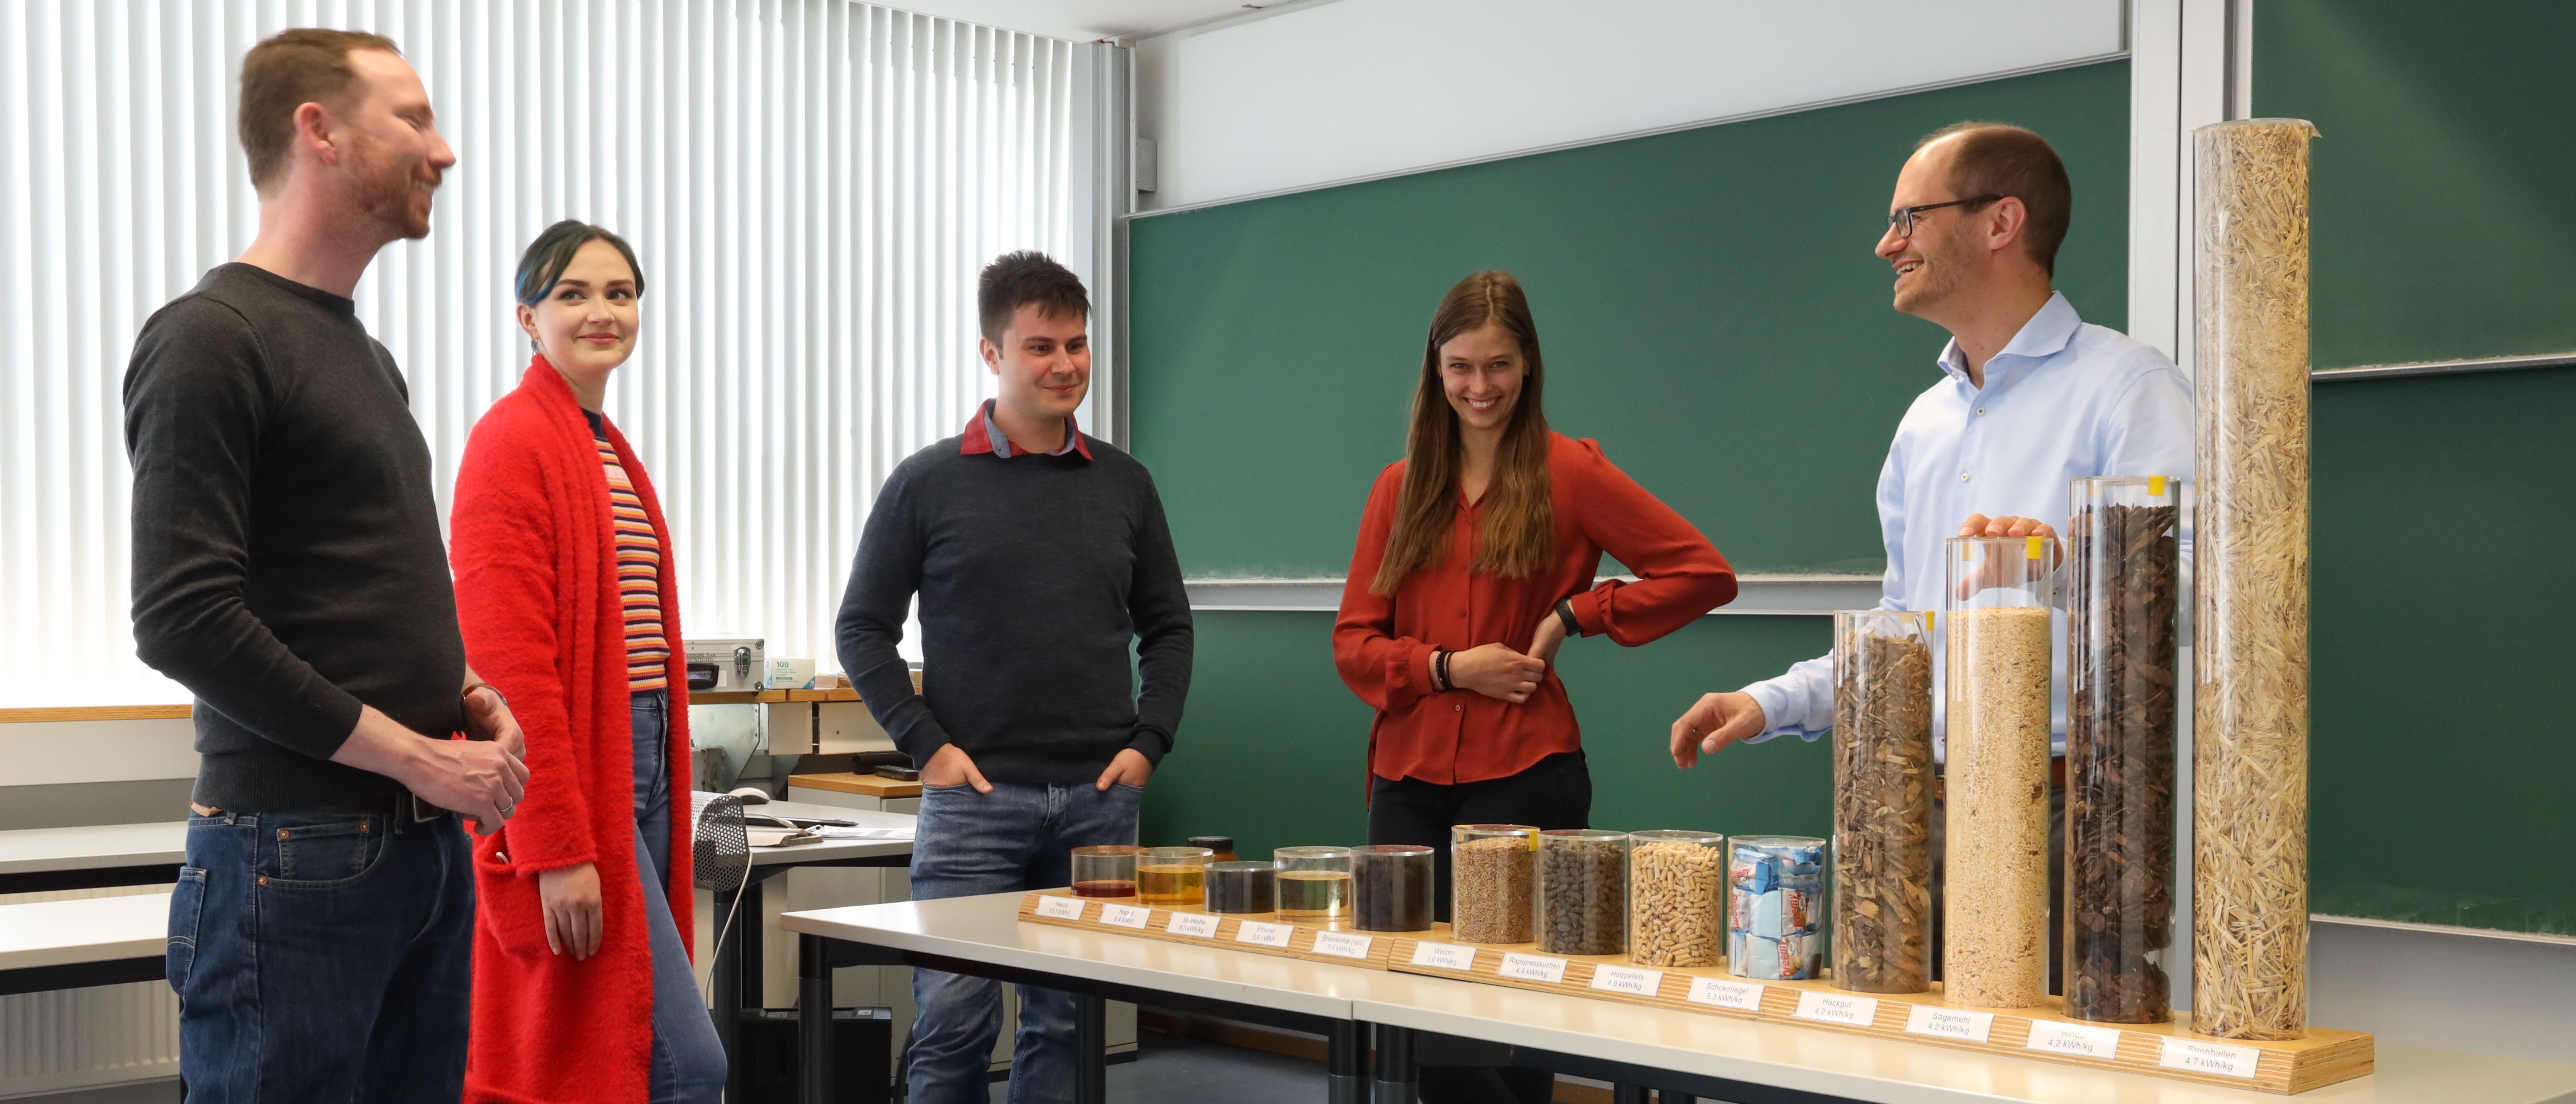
[1334,433,1736,785]
[451,360,693,1104]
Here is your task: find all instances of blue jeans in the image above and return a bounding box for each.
[634,690,729,1104]
[166,805,473,1102]
[907,779,1143,1104]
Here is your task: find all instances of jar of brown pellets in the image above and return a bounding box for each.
[1627,830,1723,968]
[1537,829,1629,956]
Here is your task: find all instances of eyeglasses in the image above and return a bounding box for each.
[1886,195,2003,238]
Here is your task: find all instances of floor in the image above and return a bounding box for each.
[989,1029,1330,1103]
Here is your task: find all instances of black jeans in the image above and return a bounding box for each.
[1367,749,1591,1104]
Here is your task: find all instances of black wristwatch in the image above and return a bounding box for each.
[1554,598,1582,638]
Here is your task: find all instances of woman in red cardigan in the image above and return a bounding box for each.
[451,221,725,1104]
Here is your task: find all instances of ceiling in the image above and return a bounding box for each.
[884,0,1289,41]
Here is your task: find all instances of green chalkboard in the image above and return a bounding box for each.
[1128,61,2133,578]
[2261,0,2576,936]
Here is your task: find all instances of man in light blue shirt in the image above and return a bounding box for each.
[1669,122,2193,762]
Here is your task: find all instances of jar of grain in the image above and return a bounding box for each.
[1727,835,1824,979]
[1942,534,2056,1008]
[1450,825,1538,944]
[1537,830,1629,956]
[1627,830,1723,968]
[1831,609,1934,994]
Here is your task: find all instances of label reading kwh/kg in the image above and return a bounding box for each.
[1686,977,1765,1012]
[1164,912,1219,939]
[1098,904,1150,930]
[1902,1004,1995,1043]
[1408,942,1477,971]
[1589,965,1663,997]
[1792,991,1879,1027]
[1234,920,1294,948]
[2024,1021,2123,1059]
[1033,896,1085,920]
[2158,1038,2261,1079]
[1311,932,1374,960]
[1497,952,1569,985]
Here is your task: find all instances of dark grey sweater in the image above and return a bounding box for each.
[124,264,466,812]
[835,433,1193,784]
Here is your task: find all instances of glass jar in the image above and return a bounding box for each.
[1537,830,1630,956]
[1352,845,1435,932]
[1136,846,1214,907]
[2065,476,2181,1023]
[1205,861,1277,914]
[1070,845,1144,898]
[1628,830,1723,968]
[1727,836,1825,980]
[1188,835,1240,863]
[1943,535,2056,1007]
[1273,846,1354,922]
[1831,609,1934,994]
[1449,825,1537,943]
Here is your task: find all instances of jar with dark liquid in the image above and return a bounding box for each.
[1206,861,1276,914]
[1069,845,1143,898]
[1273,846,1353,921]
[1137,846,1214,906]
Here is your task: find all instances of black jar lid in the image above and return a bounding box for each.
[1187,835,1235,852]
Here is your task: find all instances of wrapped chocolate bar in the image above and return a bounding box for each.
[1727,836,1825,981]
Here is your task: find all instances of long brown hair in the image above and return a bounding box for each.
[1369,271,1554,596]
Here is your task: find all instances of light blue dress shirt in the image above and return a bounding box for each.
[1741,292,2195,757]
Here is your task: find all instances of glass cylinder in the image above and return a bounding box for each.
[1831,609,1934,994]
[1943,534,2056,1007]
[2065,477,2181,1023]
[1136,846,1213,907]
[2192,117,2317,1042]
[1628,830,1723,968]
[1353,845,1435,932]
[1450,825,1538,944]
[1205,861,1277,914]
[1536,830,1629,955]
[1188,836,1239,863]
[1726,836,1824,979]
[1273,846,1354,922]
[1070,845,1143,898]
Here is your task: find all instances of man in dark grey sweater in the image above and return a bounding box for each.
[123,30,526,1102]
[837,251,1192,1104]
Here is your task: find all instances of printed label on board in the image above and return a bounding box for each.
[1164,913,1219,939]
[1498,952,1569,985]
[2024,1021,2123,1059]
[1408,942,1477,971]
[1032,896,1085,920]
[1686,977,1765,1011]
[1234,920,1293,948]
[1793,991,1879,1027]
[1098,904,1150,930]
[1902,1004,1995,1043]
[1589,965,1663,997]
[2159,1038,2261,1079]
[1311,932,1374,959]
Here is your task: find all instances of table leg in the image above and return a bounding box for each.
[713,885,744,1103]
[1328,1021,1367,1104]
[1370,1025,1416,1104]
[1655,1092,1699,1103]
[1074,992,1108,1104]
[1612,1086,1650,1104]
[800,934,834,1104]
[740,875,767,1012]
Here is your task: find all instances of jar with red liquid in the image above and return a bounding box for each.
[1070,845,1144,898]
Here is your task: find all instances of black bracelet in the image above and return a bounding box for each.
[1433,649,1453,692]
[1555,598,1582,639]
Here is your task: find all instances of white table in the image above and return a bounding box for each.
[718,799,915,1101]
[0,821,187,894]
[0,891,170,996]
[782,891,2576,1104]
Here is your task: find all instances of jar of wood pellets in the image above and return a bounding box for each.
[1205,861,1277,914]
[1450,825,1537,944]
[1627,830,1723,968]
[1353,845,1435,931]
[1727,836,1824,980]
[1942,534,2056,1008]
[1137,846,1213,907]
[1537,830,1629,956]
[2064,476,2180,1023]
[1831,609,1934,994]
[1273,846,1353,922]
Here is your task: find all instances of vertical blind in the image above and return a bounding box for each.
[0,0,1077,707]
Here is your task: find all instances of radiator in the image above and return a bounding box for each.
[0,884,178,1098]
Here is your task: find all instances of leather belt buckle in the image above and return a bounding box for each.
[399,791,450,823]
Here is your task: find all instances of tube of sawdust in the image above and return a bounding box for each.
[2190,117,2318,1042]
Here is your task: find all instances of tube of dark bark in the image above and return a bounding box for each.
[2065,476,2181,1023]
[1206,860,1277,914]
[1353,845,1434,932]
[1831,610,1932,993]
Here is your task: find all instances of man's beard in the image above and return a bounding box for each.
[349,134,437,241]
[1892,223,1970,316]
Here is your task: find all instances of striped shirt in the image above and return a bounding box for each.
[587,412,669,692]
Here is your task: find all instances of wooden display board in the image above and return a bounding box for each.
[1016,891,2373,1095]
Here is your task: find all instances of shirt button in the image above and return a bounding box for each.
[1959,472,1970,482]
[1976,407,1986,416]
[1455,704,1463,712]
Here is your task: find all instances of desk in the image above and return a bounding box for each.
[783,892,2576,1104]
[0,892,169,997]
[0,822,187,894]
[716,800,914,1102]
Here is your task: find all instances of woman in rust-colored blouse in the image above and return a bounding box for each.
[1332,269,1738,925]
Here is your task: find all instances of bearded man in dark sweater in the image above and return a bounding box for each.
[837,251,1193,1104]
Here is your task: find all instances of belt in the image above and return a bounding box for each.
[189,792,452,822]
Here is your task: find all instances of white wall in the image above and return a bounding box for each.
[1134,0,2125,212]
